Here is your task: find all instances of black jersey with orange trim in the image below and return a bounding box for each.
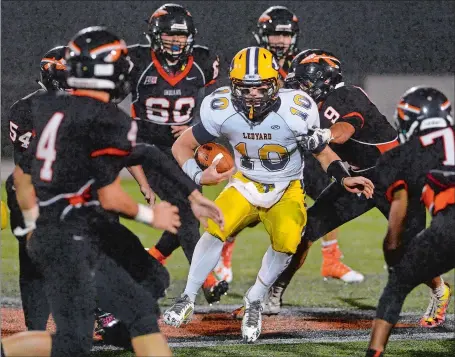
[374,128,455,218]
[129,43,220,147]
[19,90,136,204]
[319,84,399,171]
[8,89,46,165]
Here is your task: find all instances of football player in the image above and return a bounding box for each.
[267,49,451,326]
[366,87,454,357]
[1,27,179,357]
[162,46,374,343]
[5,45,222,349]
[127,3,226,304]
[5,46,70,331]
[5,45,161,333]
[216,6,363,297]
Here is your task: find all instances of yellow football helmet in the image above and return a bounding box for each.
[229,47,280,121]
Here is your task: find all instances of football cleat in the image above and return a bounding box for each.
[233,284,285,320]
[213,240,235,283]
[163,294,194,327]
[242,293,263,343]
[262,285,284,315]
[420,283,452,328]
[321,243,364,283]
[202,279,229,305]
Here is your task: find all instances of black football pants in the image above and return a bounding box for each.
[275,168,426,287]
[140,144,201,262]
[27,208,161,357]
[376,207,455,324]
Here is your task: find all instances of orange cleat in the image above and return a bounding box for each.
[321,243,364,283]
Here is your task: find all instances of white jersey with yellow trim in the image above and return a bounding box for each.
[199,86,320,184]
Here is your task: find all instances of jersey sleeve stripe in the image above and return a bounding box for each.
[386,179,408,203]
[91,147,130,157]
[376,138,399,154]
[205,79,216,87]
[342,111,365,128]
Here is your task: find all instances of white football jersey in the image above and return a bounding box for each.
[199,87,320,184]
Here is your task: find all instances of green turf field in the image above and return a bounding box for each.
[3,179,453,311]
[92,339,455,357]
[2,179,454,356]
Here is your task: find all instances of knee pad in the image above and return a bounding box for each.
[128,313,160,338]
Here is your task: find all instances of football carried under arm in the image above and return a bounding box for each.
[313,145,375,198]
[172,127,235,185]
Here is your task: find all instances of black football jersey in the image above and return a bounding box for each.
[375,127,455,219]
[129,43,220,147]
[319,84,399,171]
[8,88,46,165]
[19,90,136,204]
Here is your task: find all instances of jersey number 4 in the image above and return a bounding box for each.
[36,113,65,181]
[420,127,455,166]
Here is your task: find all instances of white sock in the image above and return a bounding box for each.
[434,278,446,298]
[321,239,338,247]
[247,246,292,302]
[183,232,224,303]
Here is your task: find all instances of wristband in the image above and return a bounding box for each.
[327,160,350,184]
[13,205,39,237]
[22,205,39,228]
[182,158,203,185]
[134,203,154,225]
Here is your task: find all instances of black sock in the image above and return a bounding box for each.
[366,348,384,357]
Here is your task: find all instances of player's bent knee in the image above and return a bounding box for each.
[129,313,160,338]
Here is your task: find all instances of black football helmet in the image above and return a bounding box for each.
[148,3,196,63]
[284,49,342,103]
[65,26,131,102]
[394,86,453,143]
[39,46,69,91]
[253,6,299,60]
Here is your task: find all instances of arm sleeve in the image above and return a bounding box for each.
[125,143,198,196]
[374,154,407,203]
[321,88,366,132]
[9,100,34,165]
[90,105,136,188]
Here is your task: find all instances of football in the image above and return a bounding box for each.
[195,142,234,173]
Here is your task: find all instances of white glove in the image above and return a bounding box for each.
[297,127,333,153]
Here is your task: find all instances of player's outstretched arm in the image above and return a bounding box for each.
[383,188,408,266]
[313,145,374,198]
[172,127,234,185]
[127,165,155,206]
[97,176,181,234]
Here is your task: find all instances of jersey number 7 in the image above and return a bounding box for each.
[420,127,455,166]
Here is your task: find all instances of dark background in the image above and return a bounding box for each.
[2,0,454,158]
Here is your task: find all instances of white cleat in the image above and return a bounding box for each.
[339,270,364,283]
[242,294,263,343]
[163,294,194,327]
